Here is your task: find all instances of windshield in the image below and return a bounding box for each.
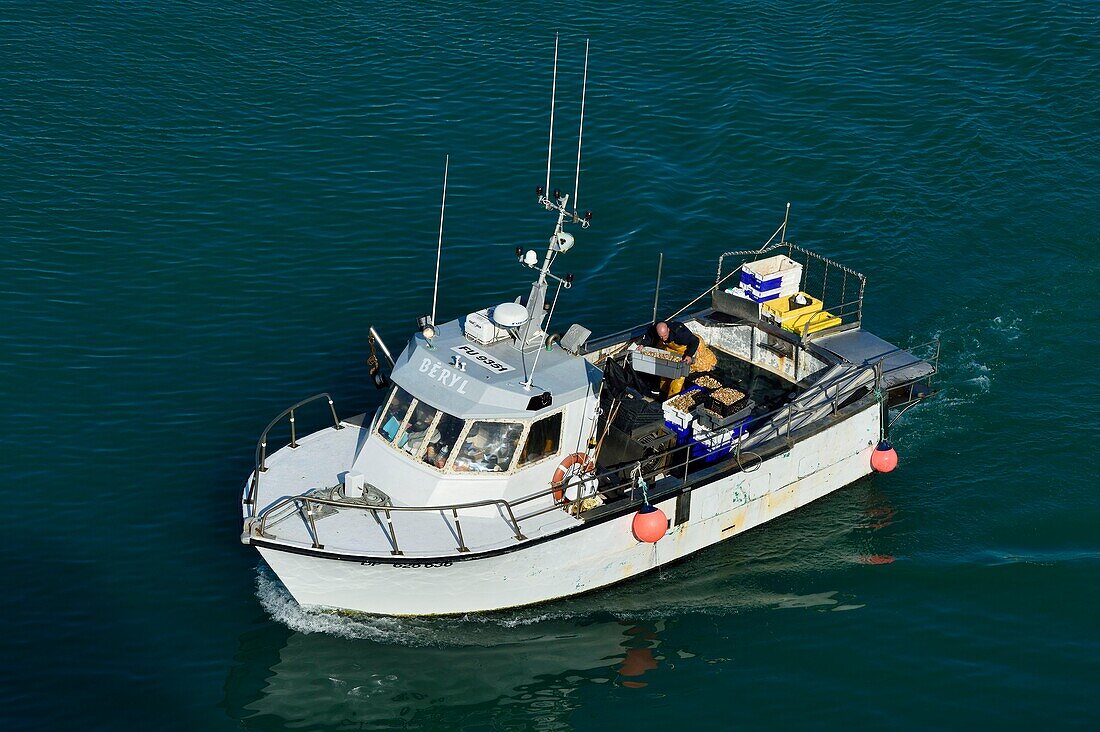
[424,412,464,470]
[452,421,523,473]
[400,400,439,456]
[376,389,547,474]
[377,387,414,443]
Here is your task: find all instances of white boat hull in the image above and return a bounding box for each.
[258,403,881,616]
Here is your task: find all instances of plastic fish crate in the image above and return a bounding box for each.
[664,420,692,446]
[663,404,693,431]
[697,400,754,427]
[662,386,704,428]
[725,286,784,304]
[739,270,801,296]
[782,309,842,335]
[740,254,802,290]
[689,417,754,464]
[631,348,691,379]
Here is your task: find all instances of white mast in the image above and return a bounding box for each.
[572,38,589,218]
[520,38,593,387]
[430,154,449,328]
[544,33,559,197]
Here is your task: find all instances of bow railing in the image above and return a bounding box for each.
[244,393,343,510]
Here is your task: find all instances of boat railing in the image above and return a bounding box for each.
[514,359,886,523]
[253,494,526,553]
[247,360,890,555]
[716,241,868,335]
[874,337,941,382]
[244,393,343,509]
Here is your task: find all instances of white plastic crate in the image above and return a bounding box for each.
[662,400,695,430]
[693,423,737,450]
[740,255,802,299]
[631,347,691,379]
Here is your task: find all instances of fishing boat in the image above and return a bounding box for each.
[239,40,939,616]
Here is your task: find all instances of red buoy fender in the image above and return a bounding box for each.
[632,505,668,543]
[871,440,899,473]
[552,452,596,502]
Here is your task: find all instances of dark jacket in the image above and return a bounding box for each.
[640,321,699,359]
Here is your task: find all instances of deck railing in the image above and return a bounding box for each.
[716,241,868,335]
[254,494,526,553]
[244,393,343,509]
[245,360,899,555]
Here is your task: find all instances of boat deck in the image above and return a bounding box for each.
[249,413,371,516]
[812,329,935,388]
[247,415,579,557]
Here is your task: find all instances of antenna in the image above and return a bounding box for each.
[544,33,559,197]
[430,154,449,328]
[652,251,663,322]
[572,38,589,217]
[780,201,791,244]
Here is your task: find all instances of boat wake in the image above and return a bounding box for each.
[887,307,1025,448]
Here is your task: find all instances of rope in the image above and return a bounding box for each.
[367,333,380,373]
[631,463,650,506]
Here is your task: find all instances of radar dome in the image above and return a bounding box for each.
[492,302,530,328]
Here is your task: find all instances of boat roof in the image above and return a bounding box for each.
[811,329,935,388]
[389,317,601,420]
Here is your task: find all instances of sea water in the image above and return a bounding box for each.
[2,1,1097,728]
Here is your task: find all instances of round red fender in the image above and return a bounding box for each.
[552,452,596,503]
[871,440,899,473]
[632,505,668,543]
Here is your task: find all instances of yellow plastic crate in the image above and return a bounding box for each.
[762,293,842,335]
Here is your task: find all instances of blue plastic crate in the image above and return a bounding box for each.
[740,270,791,292]
[725,286,782,304]
[688,417,754,464]
[664,420,693,446]
[689,440,732,464]
[742,289,783,303]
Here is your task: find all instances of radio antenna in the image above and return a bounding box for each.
[572,38,589,218]
[544,33,559,196]
[430,154,449,328]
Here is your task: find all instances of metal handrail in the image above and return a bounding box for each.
[716,241,866,288]
[510,359,884,518]
[254,494,527,552]
[245,393,343,508]
[249,359,895,555]
[716,241,868,327]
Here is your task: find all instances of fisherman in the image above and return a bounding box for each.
[639,320,717,398]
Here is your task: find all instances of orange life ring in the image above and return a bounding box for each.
[552,452,595,503]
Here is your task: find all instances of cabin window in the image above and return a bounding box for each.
[423,412,464,470]
[518,412,563,467]
[376,387,414,443]
[399,400,440,457]
[452,421,523,473]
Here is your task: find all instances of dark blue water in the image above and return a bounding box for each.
[3,1,1098,729]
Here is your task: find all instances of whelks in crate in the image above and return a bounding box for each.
[631,346,691,380]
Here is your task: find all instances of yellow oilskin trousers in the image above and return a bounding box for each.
[660,340,716,398]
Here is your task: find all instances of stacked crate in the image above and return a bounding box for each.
[761,293,842,335]
[662,386,704,445]
[690,390,755,462]
[732,254,803,303]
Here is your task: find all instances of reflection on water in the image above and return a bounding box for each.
[225,593,670,730]
[224,480,896,729]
